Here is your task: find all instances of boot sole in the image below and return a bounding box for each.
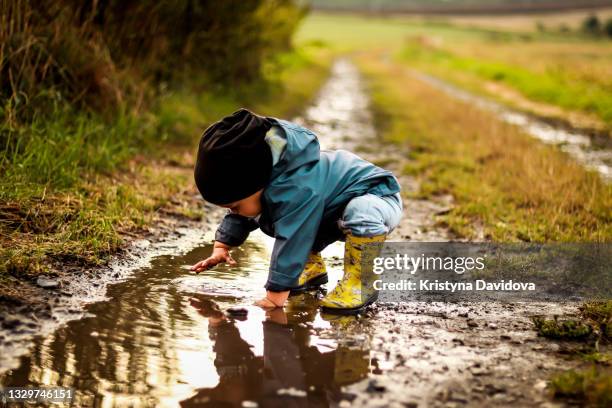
[289,273,329,296]
[320,293,379,315]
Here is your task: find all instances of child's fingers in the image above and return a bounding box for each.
[190,260,207,271]
[192,259,215,273]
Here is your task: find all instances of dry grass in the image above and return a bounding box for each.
[357,53,611,241]
[0,154,199,280]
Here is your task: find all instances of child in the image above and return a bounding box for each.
[190,108,403,314]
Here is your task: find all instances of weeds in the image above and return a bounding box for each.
[549,367,612,407]
[532,316,593,340]
[532,301,612,407]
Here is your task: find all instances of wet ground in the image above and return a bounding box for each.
[0,59,583,407]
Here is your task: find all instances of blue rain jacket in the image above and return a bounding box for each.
[214,118,401,290]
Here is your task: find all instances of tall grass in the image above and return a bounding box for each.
[1,0,306,120]
[0,0,307,194]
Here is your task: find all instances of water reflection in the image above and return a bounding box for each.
[0,235,371,407]
[182,296,371,407]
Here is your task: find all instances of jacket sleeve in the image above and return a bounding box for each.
[215,211,260,247]
[265,186,325,291]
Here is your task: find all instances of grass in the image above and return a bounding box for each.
[533,317,593,339]
[549,367,612,407]
[356,53,611,241]
[533,301,612,407]
[532,299,612,342]
[295,12,612,241]
[0,44,333,286]
[398,38,612,129]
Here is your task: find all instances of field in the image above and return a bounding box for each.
[298,11,612,131]
[296,11,612,241]
[2,5,610,288]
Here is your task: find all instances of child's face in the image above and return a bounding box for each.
[219,189,263,218]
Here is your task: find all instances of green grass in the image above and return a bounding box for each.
[533,301,612,407]
[533,316,593,340]
[295,12,489,51]
[549,367,612,407]
[399,41,612,127]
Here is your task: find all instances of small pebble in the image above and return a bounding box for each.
[227,307,248,317]
[36,276,59,289]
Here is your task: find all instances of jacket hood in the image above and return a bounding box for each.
[266,118,320,179]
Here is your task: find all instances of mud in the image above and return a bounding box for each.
[0,59,583,407]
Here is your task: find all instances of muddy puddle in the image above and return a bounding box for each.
[411,71,612,182]
[0,59,583,407]
[0,59,372,407]
[0,232,370,407]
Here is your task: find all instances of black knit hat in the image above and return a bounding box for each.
[194,108,273,205]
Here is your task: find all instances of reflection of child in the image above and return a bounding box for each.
[185,297,369,406]
[190,108,403,313]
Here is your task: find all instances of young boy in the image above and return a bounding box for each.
[190,108,403,314]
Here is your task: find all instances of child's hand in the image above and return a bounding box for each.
[190,246,237,273]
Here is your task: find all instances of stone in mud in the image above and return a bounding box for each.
[36,276,60,289]
[227,307,248,317]
[470,367,491,376]
[484,384,506,396]
[2,319,21,330]
[366,379,387,393]
[277,387,307,397]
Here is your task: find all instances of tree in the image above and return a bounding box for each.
[605,18,612,38]
[582,14,601,35]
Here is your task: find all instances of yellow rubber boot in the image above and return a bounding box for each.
[319,233,386,314]
[289,252,328,296]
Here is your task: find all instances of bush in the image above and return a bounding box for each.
[582,14,601,35]
[0,0,307,126]
[605,18,612,38]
